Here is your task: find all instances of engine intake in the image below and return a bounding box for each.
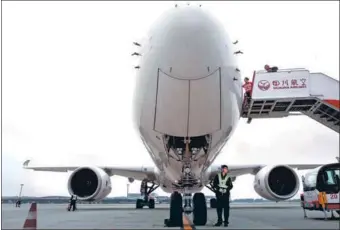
[68,167,112,201]
[254,165,299,201]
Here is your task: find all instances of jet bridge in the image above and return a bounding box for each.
[242,68,340,133]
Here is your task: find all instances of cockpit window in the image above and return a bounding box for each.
[324,170,337,185]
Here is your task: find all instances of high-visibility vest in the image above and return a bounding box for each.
[318,192,327,208]
[218,173,230,193]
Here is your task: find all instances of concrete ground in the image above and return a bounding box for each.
[2,203,339,229]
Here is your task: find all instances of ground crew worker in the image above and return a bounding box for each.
[264,64,278,72]
[242,77,252,101]
[15,199,21,208]
[213,165,233,227]
[69,195,77,211]
[242,77,253,124]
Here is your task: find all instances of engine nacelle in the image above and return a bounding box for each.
[253,165,300,201]
[68,167,112,201]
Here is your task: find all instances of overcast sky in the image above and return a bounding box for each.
[2,1,339,199]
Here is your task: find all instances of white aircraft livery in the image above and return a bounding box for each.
[23,6,328,226]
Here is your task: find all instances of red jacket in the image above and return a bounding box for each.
[242,82,253,93]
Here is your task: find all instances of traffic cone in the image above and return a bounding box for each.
[23,202,37,229]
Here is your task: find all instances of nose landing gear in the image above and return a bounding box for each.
[183,193,192,214]
[164,191,207,227]
[164,192,183,227]
[135,179,159,209]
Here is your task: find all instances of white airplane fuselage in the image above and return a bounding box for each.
[133,6,243,193]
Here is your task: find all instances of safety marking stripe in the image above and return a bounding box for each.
[327,204,340,209]
[181,214,196,230]
[23,219,37,229]
[324,99,340,109]
[26,211,37,220]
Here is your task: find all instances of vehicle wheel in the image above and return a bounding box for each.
[148,198,155,209]
[136,199,143,209]
[169,192,183,227]
[193,192,207,226]
[210,198,217,209]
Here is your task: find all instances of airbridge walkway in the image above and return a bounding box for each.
[242,68,340,133]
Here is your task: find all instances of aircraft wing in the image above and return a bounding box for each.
[22,160,158,182]
[207,164,322,181]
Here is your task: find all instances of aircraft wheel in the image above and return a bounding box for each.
[136,199,143,209]
[193,192,207,226]
[210,198,217,209]
[148,198,155,209]
[168,192,183,227]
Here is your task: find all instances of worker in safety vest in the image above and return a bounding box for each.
[212,164,233,227]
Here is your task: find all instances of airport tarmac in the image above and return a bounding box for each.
[2,203,339,229]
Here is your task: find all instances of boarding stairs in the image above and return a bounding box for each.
[242,68,340,133]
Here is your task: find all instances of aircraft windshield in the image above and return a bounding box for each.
[323,169,340,186]
[317,166,340,193]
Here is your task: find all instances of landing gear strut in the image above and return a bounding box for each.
[183,193,192,214]
[164,192,207,227]
[136,179,159,209]
[206,181,217,208]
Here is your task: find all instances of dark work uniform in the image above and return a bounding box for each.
[267,66,278,72]
[16,200,21,207]
[69,195,77,211]
[213,173,233,226]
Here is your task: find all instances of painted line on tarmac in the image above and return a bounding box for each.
[182,214,196,230]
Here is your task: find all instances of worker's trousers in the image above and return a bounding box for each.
[216,194,230,223]
[70,201,76,211]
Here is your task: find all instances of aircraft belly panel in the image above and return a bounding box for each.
[188,69,221,136]
[154,71,189,136]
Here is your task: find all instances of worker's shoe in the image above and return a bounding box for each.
[214,222,222,226]
[224,222,229,227]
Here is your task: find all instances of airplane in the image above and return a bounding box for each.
[23,5,329,227]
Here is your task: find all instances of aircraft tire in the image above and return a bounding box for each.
[136,199,143,209]
[210,198,217,209]
[193,192,207,226]
[148,198,155,209]
[169,192,183,227]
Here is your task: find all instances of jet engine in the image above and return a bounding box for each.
[67,167,112,201]
[253,165,300,201]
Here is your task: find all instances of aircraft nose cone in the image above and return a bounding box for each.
[150,7,231,80]
[162,7,218,40]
